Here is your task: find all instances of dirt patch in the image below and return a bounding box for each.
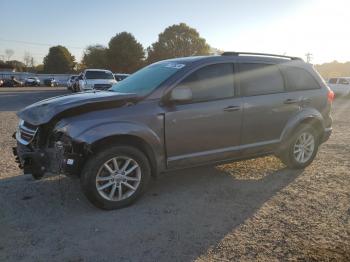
[197,101,350,261]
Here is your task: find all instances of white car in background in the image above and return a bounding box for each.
[67,75,78,91]
[77,69,117,91]
[328,77,350,96]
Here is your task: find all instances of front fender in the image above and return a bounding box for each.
[76,121,161,147]
[69,121,165,171]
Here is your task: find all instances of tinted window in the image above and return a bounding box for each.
[338,78,349,85]
[239,63,284,96]
[328,78,338,84]
[176,63,234,102]
[284,67,320,90]
[85,71,114,80]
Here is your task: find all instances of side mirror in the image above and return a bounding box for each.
[170,87,192,103]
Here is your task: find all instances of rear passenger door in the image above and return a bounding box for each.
[238,63,299,154]
[281,65,324,115]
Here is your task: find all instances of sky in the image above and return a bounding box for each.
[0,0,349,65]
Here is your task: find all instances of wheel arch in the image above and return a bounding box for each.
[90,134,160,177]
[280,111,325,147]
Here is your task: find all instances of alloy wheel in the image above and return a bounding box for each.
[96,156,141,201]
[293,132,315,164]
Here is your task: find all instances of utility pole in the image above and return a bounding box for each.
[305,52,313,63]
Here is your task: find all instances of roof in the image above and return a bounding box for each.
[156,53,305,66]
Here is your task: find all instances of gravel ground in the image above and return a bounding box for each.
[0,95,349,261]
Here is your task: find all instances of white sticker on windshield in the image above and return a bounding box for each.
[164,63,186,69]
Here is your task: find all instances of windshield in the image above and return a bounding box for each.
[85,71,114,80]
[110,62,185,96]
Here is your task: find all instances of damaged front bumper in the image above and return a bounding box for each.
[13,131,83,177]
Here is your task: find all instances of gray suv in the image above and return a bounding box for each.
[13,52,333,209]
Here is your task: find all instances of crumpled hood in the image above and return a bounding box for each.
[17,91,138,125]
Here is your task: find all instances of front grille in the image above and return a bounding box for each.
[94,84,112,90]
[17,120,38,145]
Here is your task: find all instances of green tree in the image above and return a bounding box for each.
[82,45,108,69]
[43,45,75,73]
[6,60,26,72]
[315,60,350,79]
[107,32,145,73]
[35,64,44,73]
[147,23,210,64]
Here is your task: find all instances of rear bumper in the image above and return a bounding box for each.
[321,127,332,143]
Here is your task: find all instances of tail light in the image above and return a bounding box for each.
[327,89,335,103]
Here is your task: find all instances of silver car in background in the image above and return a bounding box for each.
[67,75,78,91]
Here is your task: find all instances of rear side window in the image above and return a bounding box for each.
[238,63,284,96]
[176,63,234,103]
[284,67,320,91]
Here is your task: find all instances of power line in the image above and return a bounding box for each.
[0,38,85,50]
[305,52,313,63]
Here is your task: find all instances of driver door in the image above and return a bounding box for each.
[164,63,243,168]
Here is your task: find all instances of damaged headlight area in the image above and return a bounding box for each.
[49,129,86,177]
[13,120,88,179]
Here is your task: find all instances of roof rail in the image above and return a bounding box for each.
[221,52,302,61]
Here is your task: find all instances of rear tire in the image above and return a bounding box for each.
[278,124,319,169]
[80,145,151,210]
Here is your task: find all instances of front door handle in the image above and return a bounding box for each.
[223,105,241,112]
[284,99,299,104]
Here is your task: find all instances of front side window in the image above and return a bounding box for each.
[175,63,234,103]
[284,67,320,91]
[85,71,114,80]
[238,63,284,96]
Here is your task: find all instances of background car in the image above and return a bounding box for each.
[328,77,350,96]
[25,77,41,86]
[77,69,116,91]
[72,73,82,92]
[0,79,3,87]
[114,73,130,82]
[67,75,78,91]
[43,78,59,87]
[2,77,24,87]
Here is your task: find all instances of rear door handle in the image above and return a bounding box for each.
[283,99,299,104]
[300,98,311,104]
[223,105,241,112]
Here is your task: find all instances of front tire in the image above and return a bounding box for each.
[279,124,319,169]
[80,145,151,210]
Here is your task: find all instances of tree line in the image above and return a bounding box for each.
[315,61,350,79]
[42,23,210,74]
